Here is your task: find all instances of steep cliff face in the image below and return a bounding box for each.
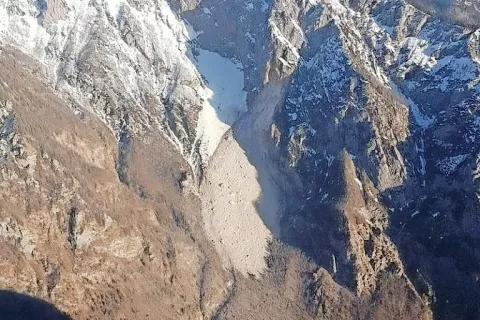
[0,0,479,319]
[266,1,480,318]
[0,0,250,179]
[0,50,235,319]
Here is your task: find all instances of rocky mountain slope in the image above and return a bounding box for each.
[0,0,478,319]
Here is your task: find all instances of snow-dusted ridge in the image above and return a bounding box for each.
[0,0,247,172]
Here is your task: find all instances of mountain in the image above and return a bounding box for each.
[0,0,478,319]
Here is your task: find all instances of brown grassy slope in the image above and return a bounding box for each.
[0,49,229,320]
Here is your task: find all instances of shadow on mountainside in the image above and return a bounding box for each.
[0,290,71,320]
[380,124,480,318]
[178,1,479,319]
[231,37,480,320]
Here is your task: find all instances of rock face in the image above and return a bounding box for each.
[0,50,231,319]
[266,1,480,318]
[0,0,478,319]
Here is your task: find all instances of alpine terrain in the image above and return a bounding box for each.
[0,0,479,319]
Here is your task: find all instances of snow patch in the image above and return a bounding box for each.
[193,49,247,161]
[245,32,256,44]
[354,178,363,190]
[390,83,435,128]
[432,56,478,82]
[399,37,438,71]
[0,1,50,60]
[437,154,469,175]
[105,0,123,17]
